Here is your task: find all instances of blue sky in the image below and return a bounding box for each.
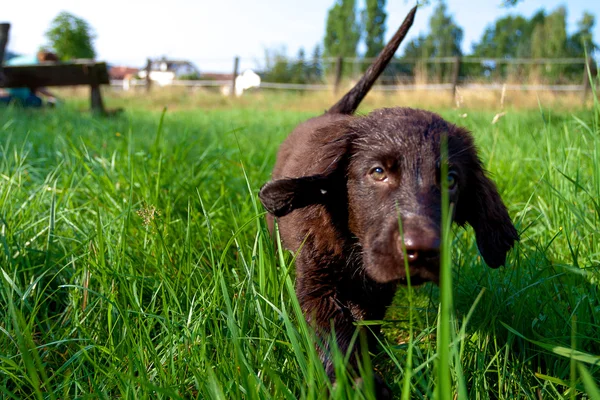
[4,0,599,72]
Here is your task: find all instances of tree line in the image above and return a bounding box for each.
[264,0,597,85]
[3,11,96,62]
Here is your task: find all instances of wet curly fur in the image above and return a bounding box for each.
[258,6,518,397]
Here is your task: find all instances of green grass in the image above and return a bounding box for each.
[0,97,599,399]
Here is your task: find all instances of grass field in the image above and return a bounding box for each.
[1,91,599,399]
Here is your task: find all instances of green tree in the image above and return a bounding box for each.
[465,9,548,81]
[424,3,463,58]
[511,10,545,59]
[472,15,530,58]
[531,7,567,59]
[263,47,319,85]
[290,47,308,84]
[530,7,567,81]
[263,47,292,83]
[309,44,324,82]
[568,12,597,57]
[45,11,96,60]
[396,35,426,80]
[470,15,531,80]
[402,35,427,59]
[401,2,463,82]
[362,0,386,59]
[323,0,361,60]
[399,3,463,60]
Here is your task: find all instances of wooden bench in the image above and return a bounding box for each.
[0,23,110,115]
[1,61,110,114]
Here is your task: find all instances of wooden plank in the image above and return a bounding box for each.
[0,23,9,65]
[230,56,239,97]
[89,64,106,115]
[90,85,105,114]
[1,62,109,88]
[145,58,151,92]
[0,23,9,85]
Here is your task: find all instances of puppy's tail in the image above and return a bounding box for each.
[327,5,417,115]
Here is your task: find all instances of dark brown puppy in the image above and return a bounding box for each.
[259,5,518,393]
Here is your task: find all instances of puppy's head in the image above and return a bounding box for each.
[260,108,519,284]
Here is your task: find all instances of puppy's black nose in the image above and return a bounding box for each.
[402,235,440,263]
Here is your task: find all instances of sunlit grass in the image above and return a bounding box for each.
[58,85,593,113]
[0,94,599,398]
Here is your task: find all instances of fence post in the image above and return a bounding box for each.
[334,56,344,94]
[352,57,360,81]
[145,58,152,92]
[0,23,10,85]
[582,57,591,105]
[451,56,461,101]
[231,56,240,97]
[89,64,107,115]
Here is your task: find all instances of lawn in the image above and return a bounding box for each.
[0,92,599,399]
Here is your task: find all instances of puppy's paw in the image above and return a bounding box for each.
[349,375,392,399]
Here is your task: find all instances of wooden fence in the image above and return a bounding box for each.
[112,55,598,102]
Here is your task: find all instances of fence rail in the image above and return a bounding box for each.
[321,56,589,64]
[110,79,589,92]
[113,55,598,102]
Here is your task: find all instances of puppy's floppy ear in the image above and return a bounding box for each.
[260,122,353,217]
[457,159,519,268]
[259,175,332,217]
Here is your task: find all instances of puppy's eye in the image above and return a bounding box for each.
[447,171,458,190]
[369,166,387,181]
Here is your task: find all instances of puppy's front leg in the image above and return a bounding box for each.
[300,293,392,398]
[300,294,359,379]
